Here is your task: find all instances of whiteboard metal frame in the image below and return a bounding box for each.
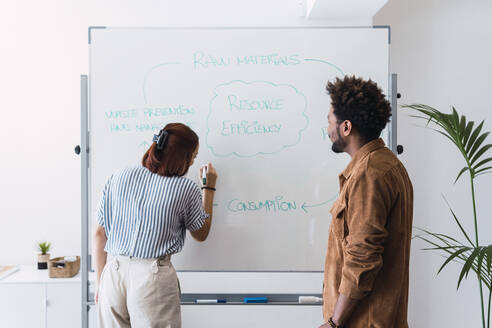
[81,26,396,326]
[80,75,91,327]
[389,73,399,154]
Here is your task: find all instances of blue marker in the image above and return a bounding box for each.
[244,297,268,304]
[195,299,226,304]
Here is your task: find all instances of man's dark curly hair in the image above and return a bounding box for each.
[326,76,391,142]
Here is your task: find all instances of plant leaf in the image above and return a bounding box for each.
[434,129,460,147]
[414,233,477,273]
[404,104,472,160]
[477,246,486,275]
[475,166,492,175]
[487,245,492,275]
[457,247,481,290]
[470,144,492,166]
[422,245,463,251]
[459,114,466,138]
[454,167,470,184]
[414,227,466,249]
[451,107,460,130]
[466,121,485,154]
[404,104,455,135]
[438,247,471,275]
[472,157,492,171]
[442,195,474,246]
[475,247,492,289]
[414,229,492,288]
[427,232,464,246]
[462,121,475,146]
[414,234,464,258]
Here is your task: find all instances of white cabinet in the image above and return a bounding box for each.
[0,283,46,328]
[0,267,81,328]
[46,284,81,328]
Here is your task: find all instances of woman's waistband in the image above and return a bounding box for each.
[113,254,171,264]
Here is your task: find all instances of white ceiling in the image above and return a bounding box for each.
[306,0,389,21]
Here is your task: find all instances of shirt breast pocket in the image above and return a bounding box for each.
[330,200,347,240]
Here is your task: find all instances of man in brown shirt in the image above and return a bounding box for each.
[320,76,413,328]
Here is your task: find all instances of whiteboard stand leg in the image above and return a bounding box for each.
[389,73,403,155]
[80,74,90,328]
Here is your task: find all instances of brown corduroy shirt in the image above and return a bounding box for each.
[323,138,413,327]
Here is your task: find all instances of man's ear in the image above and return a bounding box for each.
[342,120,353,137]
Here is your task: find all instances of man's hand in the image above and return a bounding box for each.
[324,292,359,327]
[318,317,342,328]
[318,293,359,327]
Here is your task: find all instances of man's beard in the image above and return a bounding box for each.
[331,130,346,153]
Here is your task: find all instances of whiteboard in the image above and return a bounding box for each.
[89,27,389,271]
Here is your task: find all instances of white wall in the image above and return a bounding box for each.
[0,0,328,266]
[375,0,492,326]
[1,0,491,326]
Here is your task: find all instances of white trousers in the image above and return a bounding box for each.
[98,255,181,328]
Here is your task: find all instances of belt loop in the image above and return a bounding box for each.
[113,258,119,270]
[151,260,158,274]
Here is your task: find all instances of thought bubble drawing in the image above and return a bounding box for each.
[206,80,309,157]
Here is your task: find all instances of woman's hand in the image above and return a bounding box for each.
[192,163,218,242]
[199,163,218,188]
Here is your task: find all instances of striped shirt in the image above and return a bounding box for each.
[97,165,208,258]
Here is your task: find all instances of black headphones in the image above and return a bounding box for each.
[152,130,169,150]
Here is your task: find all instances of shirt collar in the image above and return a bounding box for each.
[340,138,386,180]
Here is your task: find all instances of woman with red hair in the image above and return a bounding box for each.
[94,123,217,328]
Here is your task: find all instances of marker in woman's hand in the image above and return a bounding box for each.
[202,164,207,186]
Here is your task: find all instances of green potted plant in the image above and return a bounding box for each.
[36,241,51,270]
[403,104,492,328]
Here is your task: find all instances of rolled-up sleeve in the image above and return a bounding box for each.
[97,176,113,230]
[339,172,392,300]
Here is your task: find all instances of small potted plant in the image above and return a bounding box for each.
[36,242,51,270]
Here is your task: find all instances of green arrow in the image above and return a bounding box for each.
[303,59,345,75]
[301,194,338,213]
